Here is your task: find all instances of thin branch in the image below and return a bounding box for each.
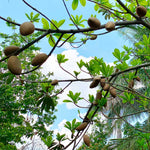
[51,81,72,97]
[22,0,58,30]
[116,0,139,19]
[59,64,77,79]
[62,0,80,30]
[112,104,150,133]
[88,0,125,21]
[57,33,75,48]
[101,109,149,119]
[21,33,63,74]
[0,16,46,31]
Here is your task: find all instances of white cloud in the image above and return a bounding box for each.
[41,44,98,109]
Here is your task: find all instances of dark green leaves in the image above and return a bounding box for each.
[56,133,66,142]
[64,119,81,131]
[37,96,57,112]
[119,92,135,104]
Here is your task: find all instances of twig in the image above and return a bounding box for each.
[59,64,77,79]
[21,33,63,74]
[62,0,80,30]
[22,0,58,30]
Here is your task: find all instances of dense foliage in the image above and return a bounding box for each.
[1,0,150,149]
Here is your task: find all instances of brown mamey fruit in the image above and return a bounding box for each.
[20,22,35,36]
[103,84,110,91]
[105,21,115,31]
[31,53,48,66]
[51,79,58,86]
[88,17,101,29]
[83,135,90,146]
[135,76,140,82]
[90,35,97,40]
[100,78,105,88]
[115,68,119,73]
[109,87,117,98]
[76,122,88,131]
[128,80,134,88]
[7,56,22,75]
[136,6,147,17]
[4,45,20,56]
[89,76,101,88]
[93,91,102,105]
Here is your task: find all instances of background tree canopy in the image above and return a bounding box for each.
[0,0,150,149]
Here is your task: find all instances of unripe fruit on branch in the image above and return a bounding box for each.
[96,91,102,100]
[105,21,115,32]
[88,17,101,29]
[7,56,22,75]
[83,135,90,146]
[128,80,134,89]
[89,76,101,88]
[136,6,147,17]
[20,22,35,36]
[90,35,97,40]
[31,53,48,66]
[4,46,20,56]
[93,91,102,105]
[51,79,58,86]
[135,76,140,82]
[109,87,117,98]
[100,78,105,88]
[103,83,110,91]
[76,122,88,131]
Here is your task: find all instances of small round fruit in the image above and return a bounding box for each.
[136,6,147,17]
[109,87,117,98]
[90,76,101,88]
[93,91,102,105]
[135,76,140,82]
[83,135,90,146]
[88,17,101,29]
[128,80,134,88]
[51,79,58,86]
[4,45,20,56]
[31,53,48,66]
[105,21,115,32]
[90,35,97,40]
[20,22,35,36]
[7,56,22,75]
[103,84,110,91]
[76,122,88,131]
[100,78,105,88]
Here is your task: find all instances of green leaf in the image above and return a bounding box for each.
[63,100,72,103]
[48,35,55,47]
[25,13,30,20]
[6,74,14,84]
[80,0,86,6]
[57,19,65,28]
[41,18,49,29]
[113,48,121,60]
[57,54,68,64]
[72,0,79,10]
[73,71,80,77]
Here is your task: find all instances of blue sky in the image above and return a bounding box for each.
[1,0,131,149]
